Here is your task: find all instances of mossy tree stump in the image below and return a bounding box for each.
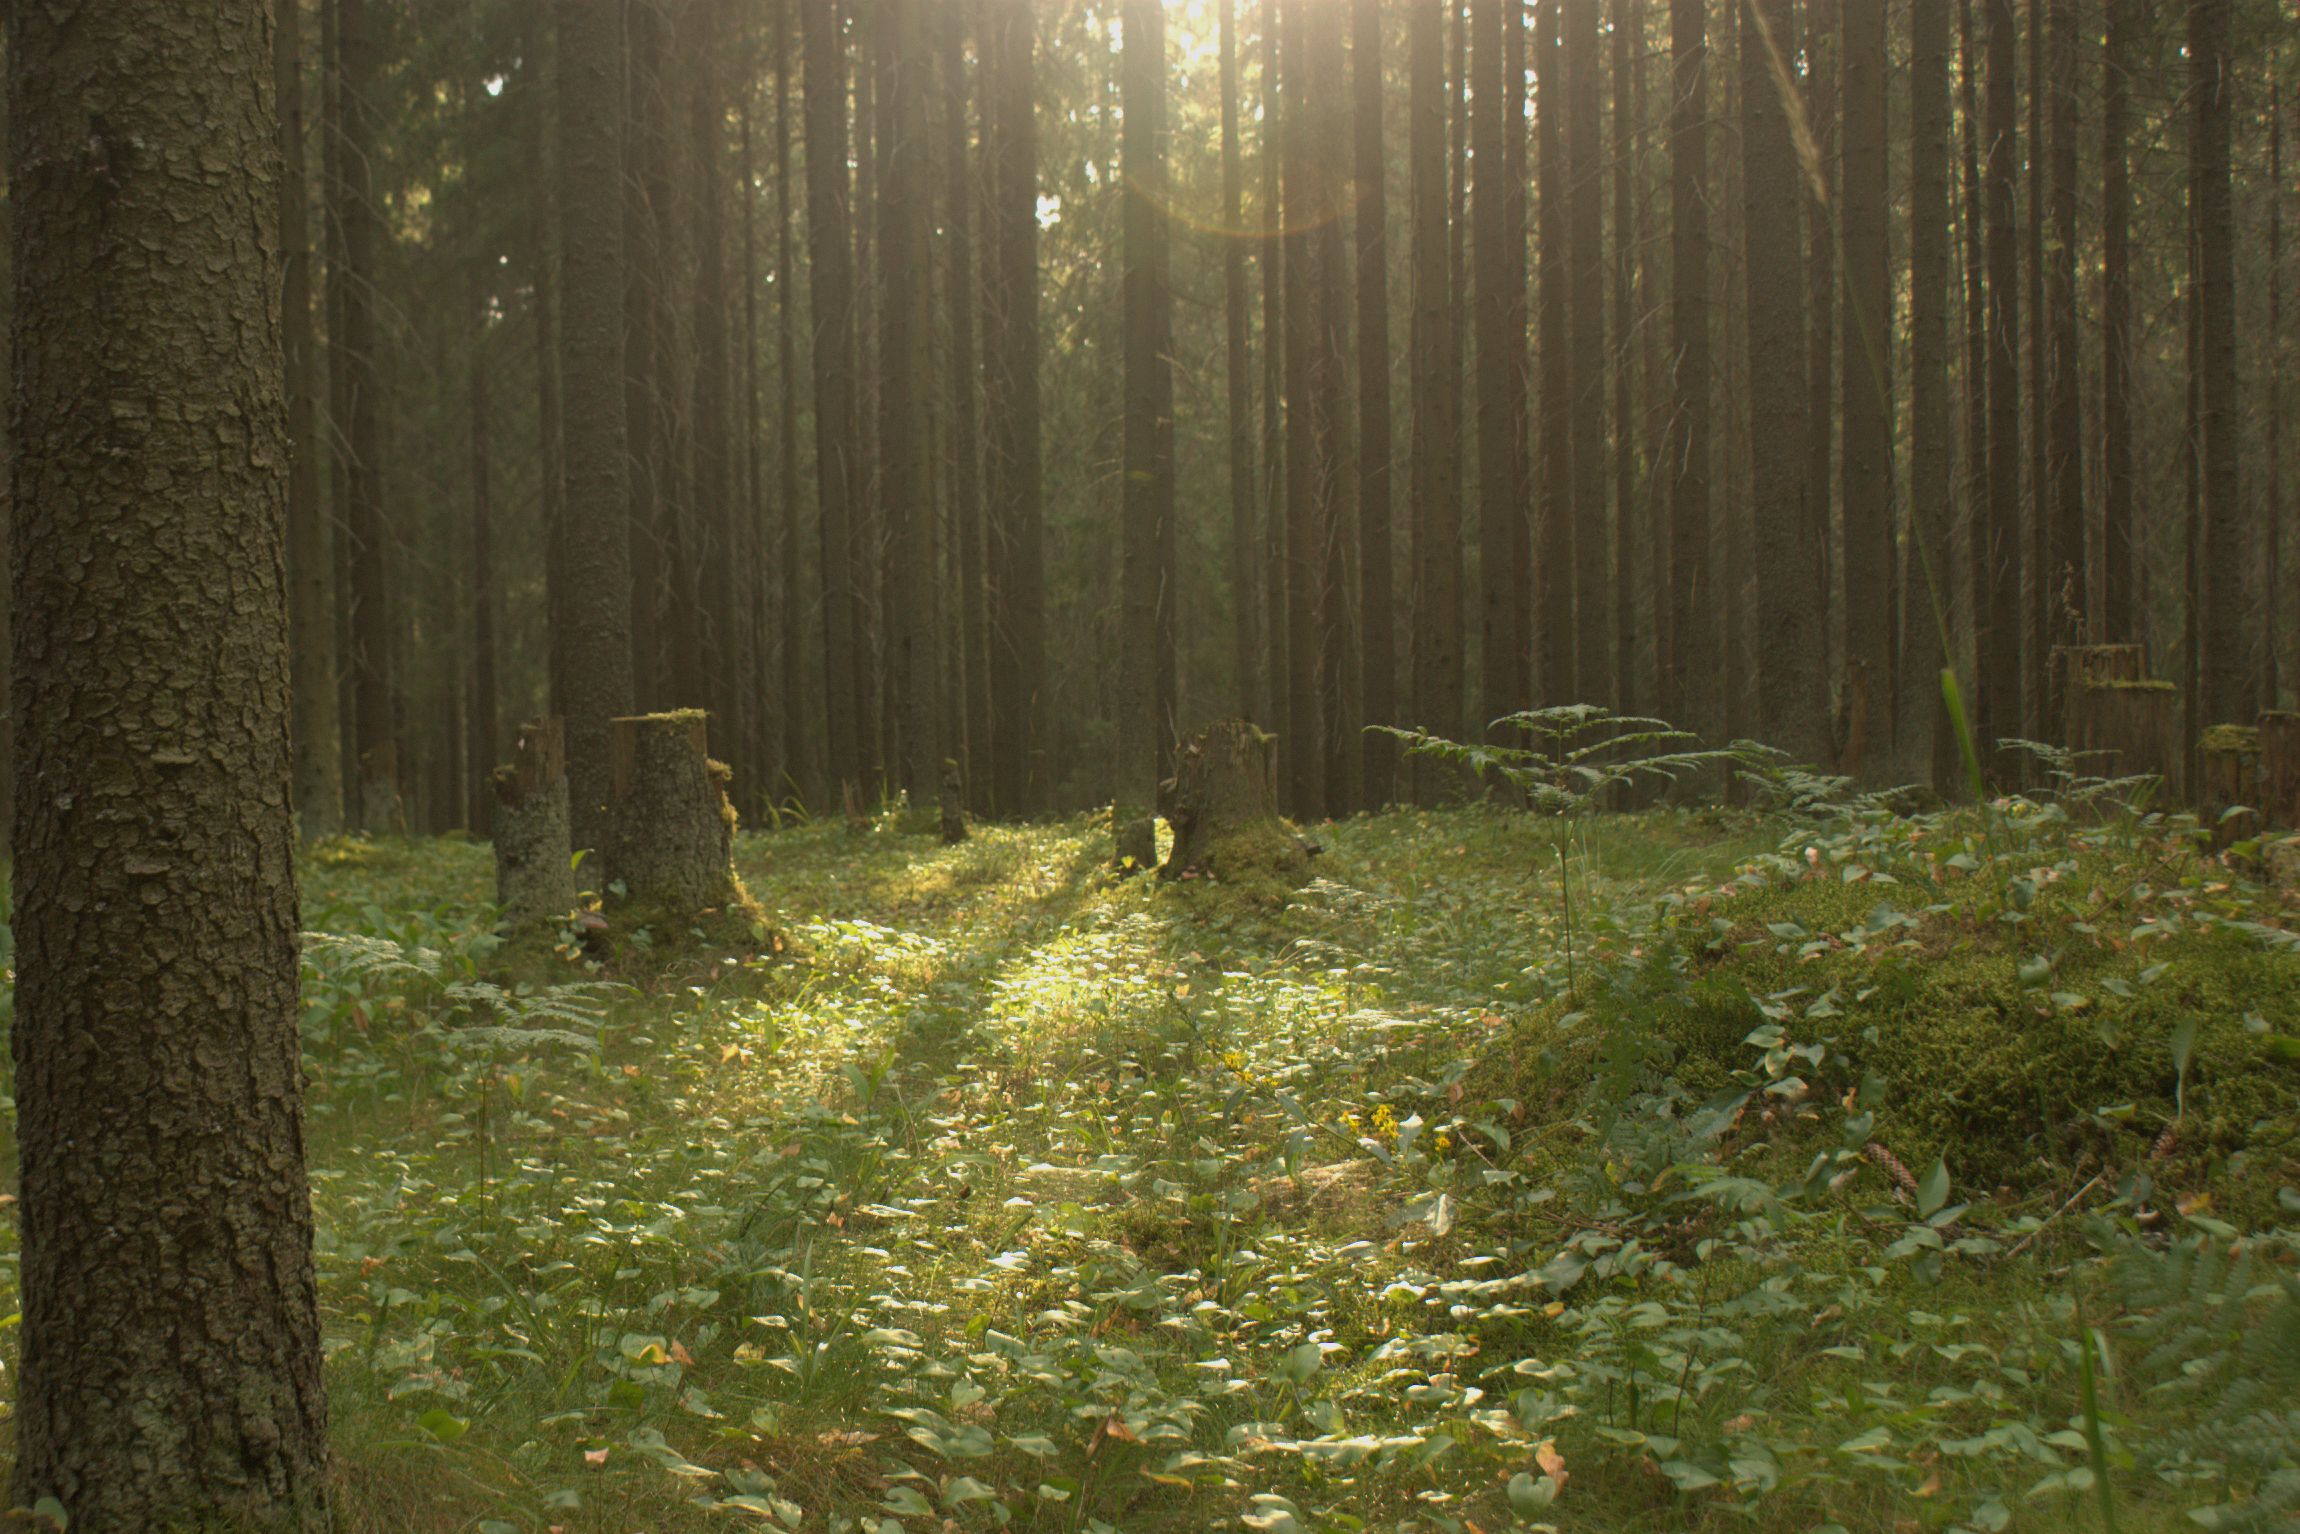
[491,718,577,933]
[939,759,968,845]
[2067,678,2179,797]
[2199,723,2263,848]
[2257,710,2300,829]
[610,711,741,914]
[1160,720,1310,890]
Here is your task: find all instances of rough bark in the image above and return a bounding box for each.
[1161,720,1309,891]
[879,0,939,812]
[1279,0,1325,818]
[1410,0,1465,801]
[943,4,992,809]
[775,0,812,808]
[1261,0,1290,751]
[7,0,330,1518]
[939,758,970,844]
[554,0,639,859]
[493,720,578,932]
[1117,0,1173,869]
[1610,0,1640,716]
[280,0,343,838]
[2258,711,2300,830]
[1355,0,1397,806]
[2198,723,2261,849]
[1310,0,1355,815]
[1803,0,1835,679]
[469,285,499,838]
[610,712,741,915]
[2067,679,2179,798]
[1741,0,1828,766]
[1664,0,1711,734]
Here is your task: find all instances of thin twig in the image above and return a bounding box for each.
[2001,1173,2107,1263]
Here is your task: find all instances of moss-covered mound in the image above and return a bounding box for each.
[1501,857,2300,1224]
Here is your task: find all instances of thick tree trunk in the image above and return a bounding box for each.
[554,0,639,860]
[2198,722,2261,849]
[1161,721,1310,891]
[610,712,741,915]
[944,6,992,810]
[7,1,330,1518]
[1566,0,1610,704]
[1223,0,1259,729]
[493,720,578,932]
[1261,0,1290,753]
[1979,0,2023,778]
[2066,679,2179,798]
[1610,0,1639,717]
[939,758,969,845]
[1279,0,1325,818]
[2042,0,2085,732]
[2258,710,2300,830]
[1310,0,1355,816]
[1473,0,1523,735]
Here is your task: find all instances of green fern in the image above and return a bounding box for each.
[2104,1229,2300,1530]
[1379,704,1772,816]
[304,930,617,1058]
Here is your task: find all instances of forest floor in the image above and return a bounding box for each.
[13,793,2300,1532]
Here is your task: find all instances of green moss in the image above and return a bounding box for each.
[1170,816,1314,913]
[2089,679,2176,693]
[2200,723,2261,753]
[1503,869,2300,1223]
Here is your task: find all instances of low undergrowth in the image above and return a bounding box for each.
[1,789,2296,1532]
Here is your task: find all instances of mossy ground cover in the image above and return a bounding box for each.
[1,796,2295,1532]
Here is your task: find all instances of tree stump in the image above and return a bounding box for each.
[2198,723,2263,849]
[2257,710,2300,830]
[609,711,741,914]
[1160,720,1311,893]
[491,718,577,932]
[939,759,968,845]
[2066,678,2179,798]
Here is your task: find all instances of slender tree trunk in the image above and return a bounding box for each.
[943,3,991,808]
[554,0,638,856]
[1611,0,1640,716]
[1665,0,1710,735]
[741,81,771,818]
[336,0,398,829]
[623,0,667,706]
[1118,0,1172,865]
[1474,0,1521,737]
[2272,81,2287,704]
[1909,0,1955,788]
[1355,0,1396,805]
[1566,0,1610,704]
[1805,0,1836,684]
[982,0,1045,816]
[1841,0,1893,777]
[2100,0,2133,646]
[523,0,566,728]
[7,1,330,1518]
[802,0,862,801]
[875,0,938,814]
[1410,0,1465,800]
[469,286,498,837]
[280,0,343,837]
[2042,0,2084,727]
[2192,0,2244,724]
[1311,0,1355,816]
[1742,0,1829,764]
[1536,0,1575,702]
[1959,0,1987,683]
[1258,0,1289,752]
[1222,0,1259,727]
[1980,0,2022,775]
[691,8,746,802]
[2023,0,2047,740]
[775,0,811,808]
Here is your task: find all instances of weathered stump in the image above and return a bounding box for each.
[609,711,740,914]
[490,719,577,933]
[1160,720,1312,893]
[2199,723,2263,849]
[2257,710,2300,830]
[2067,678,2179,798]
[939,759,968,845]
